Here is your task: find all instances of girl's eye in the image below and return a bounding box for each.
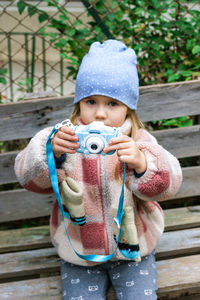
[86,99,96,105]
[109,101,118,107]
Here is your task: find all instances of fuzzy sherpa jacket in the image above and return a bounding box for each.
[14,120,182,266]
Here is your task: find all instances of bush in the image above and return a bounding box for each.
[16,0,200,85]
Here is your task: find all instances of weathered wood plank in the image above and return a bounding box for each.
[0,96,74,142]
[167,296,200,300]
[138,80,200,122]
[156,227,200,259]
[175,166,200,200]
[0,80,199,141]
[1,225,200,261]
[0,189,55,222]
[152,125,200,159]
[0,276,62,300]
[0,226,51,253]
[0,223,200,277]
[0,254,200,299]
[0,151,18,184]
[1,167,199,222]
[0,248,59,280]
[164,206,200,231]
[157,254,200,298]
[0,279,199,300]
[1,125,199,185]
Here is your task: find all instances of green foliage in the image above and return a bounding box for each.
[15,0,199,128]
[150,116,193,130]
[17,77,32,100]
[0,68,7,85]
[16,0,200,85]
[0,68,7,103]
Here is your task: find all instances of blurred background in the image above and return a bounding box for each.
[0,0,199,103]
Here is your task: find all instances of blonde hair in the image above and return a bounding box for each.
[70,103,144,138]
[70,103,80,125]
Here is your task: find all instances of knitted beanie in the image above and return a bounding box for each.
[74,40,139,110]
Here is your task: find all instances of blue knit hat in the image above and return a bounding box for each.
[74,40,139,110]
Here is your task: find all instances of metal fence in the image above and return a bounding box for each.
[0,0,199,102]
[0,31,67,100]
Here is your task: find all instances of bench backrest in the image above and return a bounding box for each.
[0,80,200,224]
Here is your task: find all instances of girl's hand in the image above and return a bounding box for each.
[103,135,147,174]
[51,126,79,158]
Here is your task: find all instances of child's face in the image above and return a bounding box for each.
[79,95,128,127]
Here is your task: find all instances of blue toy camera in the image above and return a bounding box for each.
[73,121,121,155]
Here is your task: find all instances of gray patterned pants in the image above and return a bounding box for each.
[61,251,157,300]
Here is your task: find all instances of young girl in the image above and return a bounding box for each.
[15,40,182,300]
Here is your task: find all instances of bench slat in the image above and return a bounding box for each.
[157,254,200,298]
[1,125,199,185]
[164,205,200,231]
[0,254,199,299]
[1,225,200,260]
[152,125,200,159]
[0,226,51,253]
[0,279,199,300]
[0,151,18,184]
[1,222,200,279]
[0,248,59,280]
[156,227,200,259]
[0,80,199,141]
[175,167,200,199]
[0,276,62,300]
[1,167,199,223]
[0,189,54,222]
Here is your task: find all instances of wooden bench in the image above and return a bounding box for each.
[0,80,200,299]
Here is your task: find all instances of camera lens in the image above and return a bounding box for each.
[91,144,98,151]
[86,136,105,154]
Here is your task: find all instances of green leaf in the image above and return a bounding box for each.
[27,6,38,17]
[135,8,144,16]
[67,28,76,37]
[0,68,7,75]
[49,32,57,39]
[73,20,82,27]
[181,119,193,127]
[45,0,58,7]
[0,77,7,85]
[110,0,118,9]
[17,1,26,14]
[58,38,67,47]
[39,12,49,23]
[66,66,77,77]
[167,73,181,82]
[59,14,69,22]
[192,45,200,55]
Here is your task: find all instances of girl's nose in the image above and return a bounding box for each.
[95,105,106,120]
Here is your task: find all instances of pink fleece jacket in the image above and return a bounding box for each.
[14,122,182,266]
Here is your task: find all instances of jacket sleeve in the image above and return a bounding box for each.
[128,129,183,201]
[14,127,66,194]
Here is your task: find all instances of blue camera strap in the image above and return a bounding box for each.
[46,124,126,262]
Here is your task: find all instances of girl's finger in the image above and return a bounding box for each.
[117,155,134,164]
[108,135,131,145]
[61,126,75,135]
[116,148,132,157]
[104,141,132,153]
[54,145,76,154]
[56,130,78,142]
[55,138,79,150]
